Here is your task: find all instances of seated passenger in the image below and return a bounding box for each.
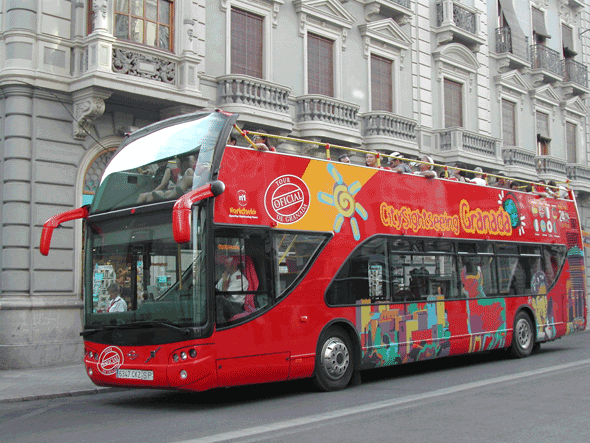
[414,156,437,178]
[136,160,173,204]
[449,162,467,182]
[389,152,412,173]
[107,283,127,313]
[339,153,351,164]
[150,155,194,201]
[470,167,487,186]
[494,172,511,189]
[216,255,249,320]
[252,130,276,152]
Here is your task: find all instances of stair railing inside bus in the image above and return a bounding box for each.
[172,181,225,244]
[40,206,90,256]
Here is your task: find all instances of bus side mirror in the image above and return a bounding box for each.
[173,181,225,244]
[40,206,90,256]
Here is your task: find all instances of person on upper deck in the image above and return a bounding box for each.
[449,162,468,182]
[136,160,174,204]
[339,153,351,164]
[494,172,511,189]
[470,167,487,186]
[151,155,194,201]
[252,130,276,152]
[389,152,412,173]
[414,156,437,178]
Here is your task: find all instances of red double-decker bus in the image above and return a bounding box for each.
[41,110,587,392]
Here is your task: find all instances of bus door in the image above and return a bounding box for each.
[213,231,290,386]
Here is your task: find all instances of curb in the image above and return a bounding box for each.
[0,387,126,404]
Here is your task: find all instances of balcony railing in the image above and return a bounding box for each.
[502,148,536,170]
[217,75,290,113]
[436,0,477,35]
[530,44,563,77]
[536,155,567,175]
[438,128,497,157]
[297,95,359,129]
[495,27,528,61]
[362,112,417,141]
[567,164,590,183]
[563,58,588,88]
[390,0,411,8]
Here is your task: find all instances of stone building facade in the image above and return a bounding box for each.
[1,0,589,368]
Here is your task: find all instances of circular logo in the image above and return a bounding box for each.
[237,190,248,207]
[264,175,310,224]
[98,346,124,376]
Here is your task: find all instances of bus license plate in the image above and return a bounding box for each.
[116,369,154,380]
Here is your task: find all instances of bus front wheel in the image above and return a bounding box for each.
[313,327,354,392]
[511,312,534,358]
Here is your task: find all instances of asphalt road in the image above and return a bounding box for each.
[2,331,590,443]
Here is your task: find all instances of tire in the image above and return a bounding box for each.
[313,327,354,392]
[510,311,534,358]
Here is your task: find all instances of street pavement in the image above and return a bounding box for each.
[0,361,119,403]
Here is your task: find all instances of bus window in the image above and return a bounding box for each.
[326,237,389,305]
[273,233,327,297]
[459,255,496,298]
[543,245,566,287]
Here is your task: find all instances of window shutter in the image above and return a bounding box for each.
[444,79,463,128]
[532,7,550,39]
[566,122,577,164]
[231,8,263,78]
[308,33,334,97]
[502,99,516,146]
[371,54,393,112]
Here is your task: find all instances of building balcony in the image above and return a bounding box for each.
[434,0,486,51]
[361,111,418,155]
[536,155,567,183]
[494,27,529,72]
[364,0,413,25]
[216,74,293,132]
[562,58,589,97]
[529,44,564,86]
[501,147,538,181]
[566,164,590,194]
[295,95,361,145]
[435,128,503,168]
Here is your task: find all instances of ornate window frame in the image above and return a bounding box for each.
[494,70,531,148]
[359,19,412,114]
[294,0,355,98]
[433,43,480,130]
[221,0,284,79]
[561,97,588,164]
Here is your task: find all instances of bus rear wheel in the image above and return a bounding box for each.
[511,312,534,358]
[313,327,354,392]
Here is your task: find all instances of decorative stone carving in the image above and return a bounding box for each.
[73,97,106,140]
[112,48,176,84]
[92,0,109,31]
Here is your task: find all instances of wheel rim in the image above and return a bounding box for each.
[515,318,532,350]
[321,337,350,380]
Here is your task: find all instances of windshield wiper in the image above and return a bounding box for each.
[125,320,191,335]
[80,326,116,337]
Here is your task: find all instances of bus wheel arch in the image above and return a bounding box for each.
[510,308,536,358]
[313,321,359,391]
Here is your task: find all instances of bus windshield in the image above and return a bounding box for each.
[91,112,226,213]
[84,208,207,332]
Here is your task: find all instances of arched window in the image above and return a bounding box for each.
[83,148,117,206]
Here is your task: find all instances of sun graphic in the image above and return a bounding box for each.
[317,164,368,241]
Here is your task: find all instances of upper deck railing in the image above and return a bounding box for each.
[233,126,572,199]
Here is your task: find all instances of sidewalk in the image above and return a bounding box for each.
[0,363,118,403]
